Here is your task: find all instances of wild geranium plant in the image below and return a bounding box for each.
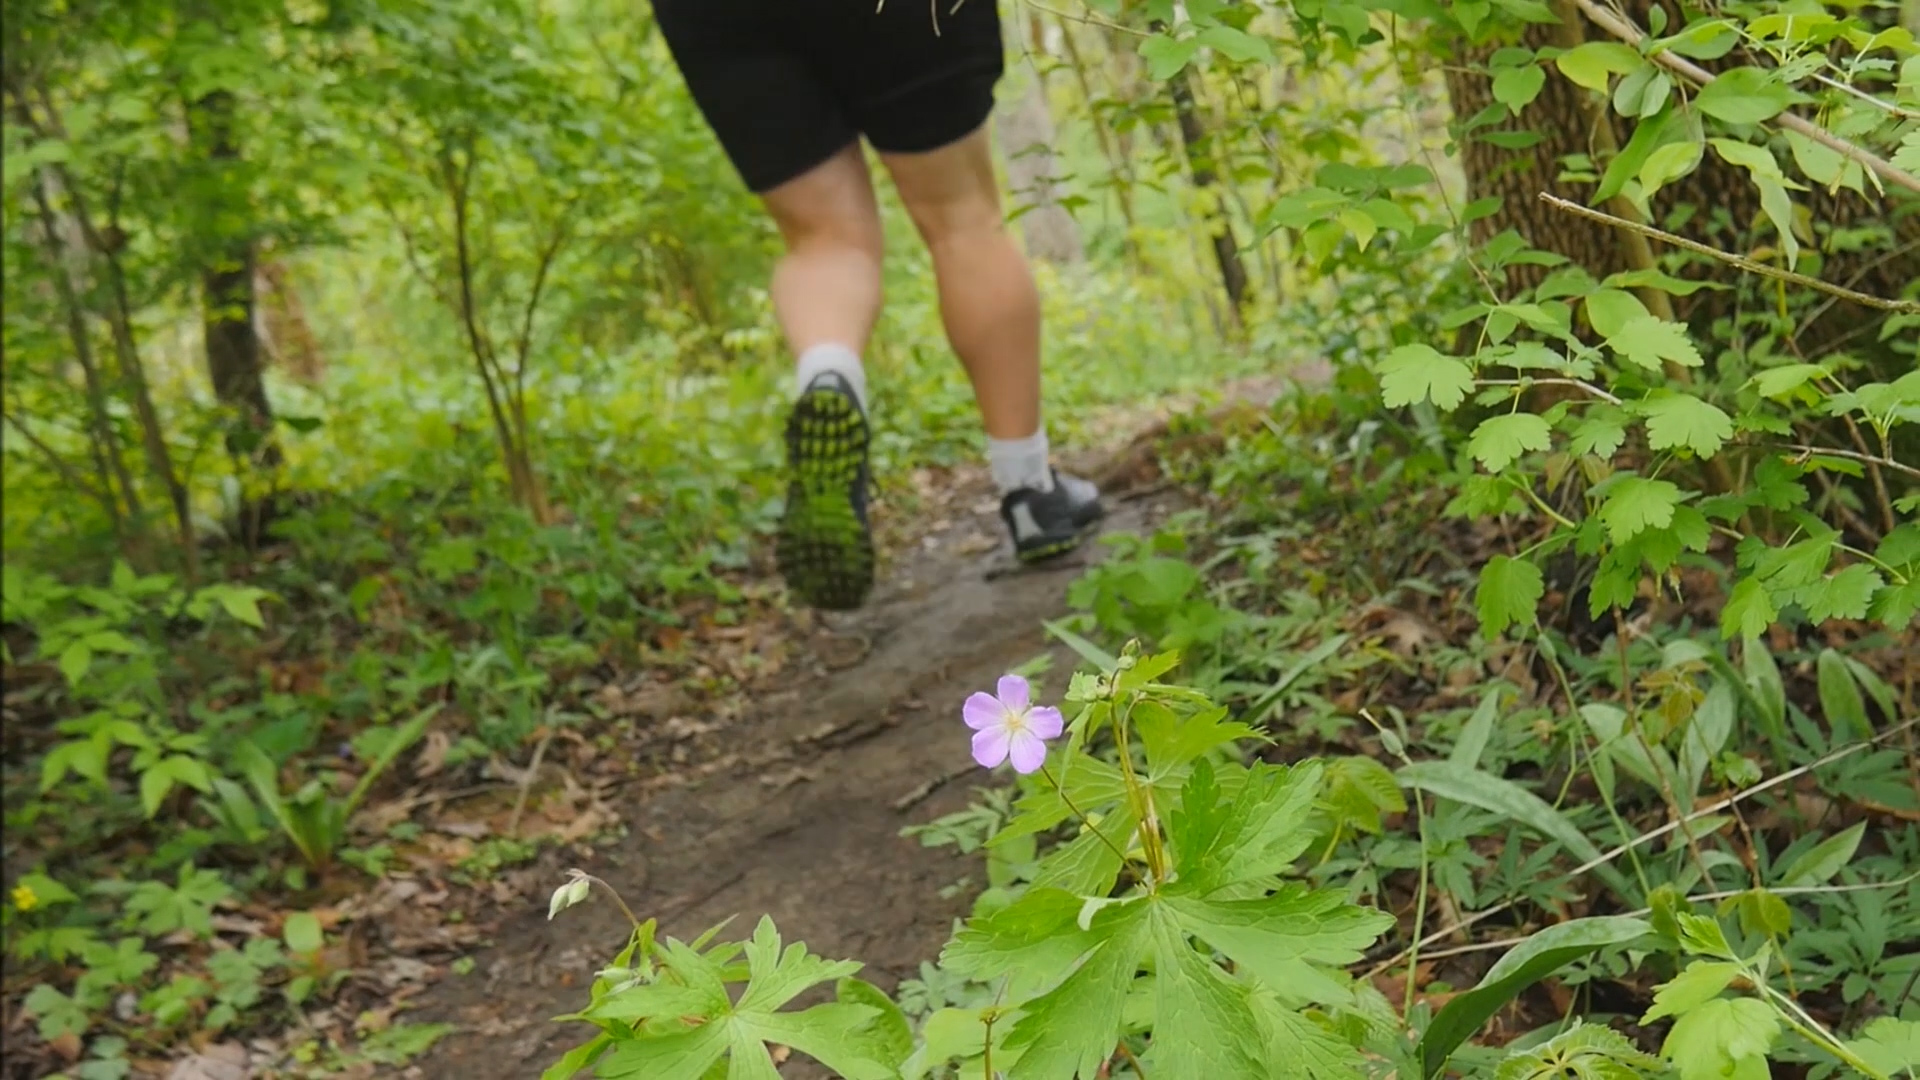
[544,643,1396,1078]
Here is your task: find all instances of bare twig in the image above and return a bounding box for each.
[1476,377,1625,405]
[507,728,556,838]
[1539,194,1920,314]
[1782,443,1920,481]
[1564,0,1920,196]
[1364,717,1920,978]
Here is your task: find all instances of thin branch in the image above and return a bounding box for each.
[1539,193,1920,314]
[1017,0,1149,36]
[1810,73,1920,121]
[1781,442,1920,481]
[1565,0,1920,196]
[1477,377,1624,405]
[3,412,106,500]
[1364,717,1920,979]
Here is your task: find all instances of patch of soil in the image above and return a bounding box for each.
[408,467,1189,1079]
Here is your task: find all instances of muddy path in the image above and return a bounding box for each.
[411,468,1186,1079]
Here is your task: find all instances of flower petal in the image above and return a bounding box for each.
[1027,705,1065,741]
[963,691,1006,731]
[996,674,1031,712]
[972,726,1011,769]
[1007,730,1048,775]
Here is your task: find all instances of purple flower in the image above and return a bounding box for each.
[964,674,1064,775]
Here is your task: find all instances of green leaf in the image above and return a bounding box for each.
[284,911,325,955]
[1662,998,1778,1080]
[60,641,93,687]
[1643,960,1741,1022]
[1143,907,1270,1077]
[1894,130,1920,175]
[1640,138,1703,196]
[1641,393,1733,457]
[14,872,79,908]
[1396,761,1632,898]
[1194,24,1273,64]
[1871,575,1920,628]
[994,902,1150,1080]
[1693,67,1795,124]
[1418,916,1651,1077]
[1570,411,1629,458]
[1607,315,1703,369]
[1477,556,1543,639]
[1381,345,1475,412]
[1469,413,1552,472]
[1726,576,1785,637]
[1140,34,1200,80]
[1493,64,1547,114]
[1780,821,1866,888]
[1584,288,1649,338]
[1170,760,1321,894]
[1170,885,1395,979]
[1494,1022,1665,1080]
[1750,363,1827,400]
[596,918,892,1080]
[1599,476,1683,543]
[1804,564,1884,624]
[1848,1017,1920,1077]
[1815,649,1871,738]
[1555,42,1643,92]
[1597,107,1674,201]
[542,1033,612,1080]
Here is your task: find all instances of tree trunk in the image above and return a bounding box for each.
[188,90,278,462]
[1441,3,1920,354]
[1166,62,1252,322]
[997,16,1084,265]
[255,257,324,385]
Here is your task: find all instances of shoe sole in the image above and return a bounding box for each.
[776,386,874,611]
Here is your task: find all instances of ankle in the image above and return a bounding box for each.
[987,428,1055,495]
[794,344,868,411]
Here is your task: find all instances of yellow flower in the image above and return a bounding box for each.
[11,883,38,913]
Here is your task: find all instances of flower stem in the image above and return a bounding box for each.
[1041,762,1135,871]
[1109,695,1170,885]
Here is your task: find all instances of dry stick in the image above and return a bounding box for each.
[507,729,556,838]
[1566,0,1920,197]
[1539,193,1920,315]
[1364,716,1920,979]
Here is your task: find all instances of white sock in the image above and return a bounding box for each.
[794,343,867,412]
[988,427,1056,495]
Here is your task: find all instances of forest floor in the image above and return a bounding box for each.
[409,457,1188,1079]
[370,375,1301,1080]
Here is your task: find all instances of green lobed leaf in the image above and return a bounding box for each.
[1469,413,1552,472]
[1380,345,1475,412]
[1640,392,1733,458]
[1477,556,1543,639]
[1607,315,1704,370]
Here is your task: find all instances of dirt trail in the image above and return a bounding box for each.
[414,471,1184,1078]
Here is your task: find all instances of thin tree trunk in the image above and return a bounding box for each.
[188,87,280,545]
[1056,16,1141,264]
[1165,59,1252,322]
[25,164,143,555]
[998,16,1084,265]
[444,140,551,524]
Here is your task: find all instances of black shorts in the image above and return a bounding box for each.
[655,0,1005,193]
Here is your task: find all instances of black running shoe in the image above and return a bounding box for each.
[1001,470,1105,562]
[776,372,875,611]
